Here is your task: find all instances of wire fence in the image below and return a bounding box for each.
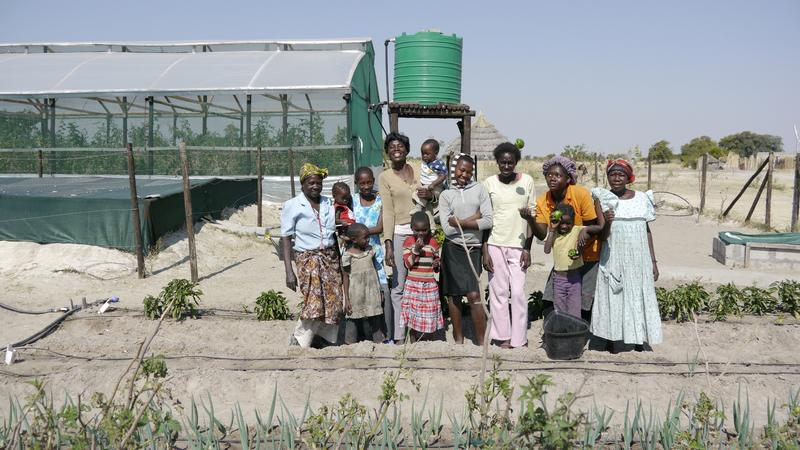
[0,145,355,177]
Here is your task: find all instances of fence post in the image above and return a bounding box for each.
[37,149,43,178]
[647,152,652,190]
[257,145,263,227]
[288,147,296,198]
[593,153,598,186]
[126,143,145,279]
[179,142,199,283]
[792,153,800,232]
[699,153,708,214]
[745,171,769,223]
[765,152,773,229]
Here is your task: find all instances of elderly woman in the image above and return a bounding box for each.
[531,156,602,321]
[281,163,343,348]
[590,160,662,351]
[379,132,432,343]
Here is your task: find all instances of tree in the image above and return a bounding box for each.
[680,136,725,167]
[560,144,590,161]
[648,140,673,163]
[719,131,783,158]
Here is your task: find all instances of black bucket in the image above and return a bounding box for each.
[543,311,590,360]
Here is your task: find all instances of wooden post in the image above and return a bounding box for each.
[126,143,145,279]
[792,153,800,232]
[288,147,296,198]
[257,146,263,227]
[765,152,773,229]
[699,153,708,214]
[593,153,598,186]
[178,142,199,283]
[462,115,472,156]
[745,172,769,223]
[37,149,43,178]
[389,111,399,133]
[147,96,155,176]
[647,152,652,190]
[722,157,770,217]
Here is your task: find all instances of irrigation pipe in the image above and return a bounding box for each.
[7,298,111,348]
[0,302,68,315]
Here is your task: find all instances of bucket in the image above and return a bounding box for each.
[543,311,589,360]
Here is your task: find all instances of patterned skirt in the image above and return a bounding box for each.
[296,247,343,325]
[400,279,444,333]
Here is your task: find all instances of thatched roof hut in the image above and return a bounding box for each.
[445,113,508,161]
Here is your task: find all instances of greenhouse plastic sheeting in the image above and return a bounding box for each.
[718,231,800,246]
[0,177,257,253]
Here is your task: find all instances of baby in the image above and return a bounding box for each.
[413,139,447,224]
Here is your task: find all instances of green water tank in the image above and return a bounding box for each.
[393,31,463,105]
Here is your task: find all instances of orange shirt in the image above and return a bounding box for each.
[535,184,600,262]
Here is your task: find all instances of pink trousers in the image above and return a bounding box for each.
[487,245,529,347]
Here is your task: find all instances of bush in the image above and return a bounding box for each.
[710,283,744,321]
[253,290,292,321]
[142,279,202,321]
[773,280,800,318]
[667,283,709,322]
[741,286,778,316]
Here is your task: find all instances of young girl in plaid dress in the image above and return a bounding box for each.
[400,211,444,341]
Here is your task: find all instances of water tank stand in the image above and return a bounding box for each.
[388,102,476,155]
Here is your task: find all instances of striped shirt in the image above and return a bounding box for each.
[402,236,441,282]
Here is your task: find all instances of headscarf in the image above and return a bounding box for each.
[606,159,635,183]
[542,156,578,185]
[299,163,328,183]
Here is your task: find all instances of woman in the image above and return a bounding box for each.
[531,156,601,321]
[439,155,492,345]
[482,142,536,349]
[590,160,662,350]
[281,163,343,348]
[352,166,390,339]
[378,132,432,342]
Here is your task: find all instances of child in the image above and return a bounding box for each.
[544,204,601,318]
[331,181,355,240]
[400,211,444,341]
[341,223,386,343]
[413,139,447,223]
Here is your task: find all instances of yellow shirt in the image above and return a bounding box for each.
[483,174,536,248]
[553,226,584,271]
[535,184,600,262]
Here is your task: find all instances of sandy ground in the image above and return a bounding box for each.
[1,172,799,435]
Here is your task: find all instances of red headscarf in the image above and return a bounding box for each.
[606,159,635,183]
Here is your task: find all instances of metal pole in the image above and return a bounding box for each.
[179,142,199,283]
[126,143,145,279]
[147,96,154,175]
[257,145,263,227]
[201,95,208,136]
[106,114,112,146]
[37,149,43,178]
[699,153,708,214]
[49,99,56,175]
[647,152,652,190]
[245,94,252,147]
[122,96,128,149]
[288,147,296,198]
[172,113,177,146]
[765,152,773,229]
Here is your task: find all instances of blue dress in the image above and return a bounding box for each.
[352,192,388,286]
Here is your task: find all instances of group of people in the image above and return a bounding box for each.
[280,132,662,352]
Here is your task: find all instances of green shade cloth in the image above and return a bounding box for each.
[0,176,256,253]
[718,231,800,246]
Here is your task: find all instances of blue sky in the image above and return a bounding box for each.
[2,0,798,156]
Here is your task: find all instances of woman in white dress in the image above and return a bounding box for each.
[590,160,662,352]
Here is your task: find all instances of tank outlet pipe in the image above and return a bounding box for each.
[384,38,395,104]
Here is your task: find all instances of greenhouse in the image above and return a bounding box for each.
[0,39,384,178]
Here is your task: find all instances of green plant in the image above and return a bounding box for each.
[741,285,777,316]
[142,278,202,321]
[515,374,584,449]
[527,290,545,321]
[464,357,514,446]
[669,282,709,322]
[773,279,800,318]
[710,283,744,321]
[253,290,292,321]
[656,287,673,319]
[433,224,445,246]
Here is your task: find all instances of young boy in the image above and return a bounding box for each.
[413,139,448,224]
[544,204,601,318]
[331,182,355,250]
